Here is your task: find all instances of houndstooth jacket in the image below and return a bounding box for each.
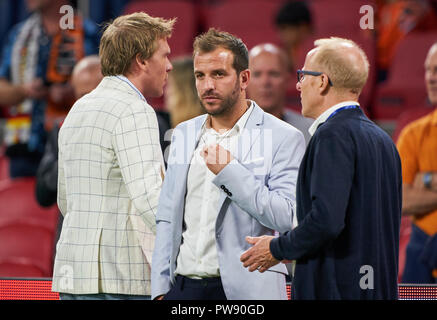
[52,76,163,295]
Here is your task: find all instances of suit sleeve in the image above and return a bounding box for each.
[212,128,305,233]
[57,134,67,216]
[151,131,179,299]
[112,101,163,234]
[270,131,354,260]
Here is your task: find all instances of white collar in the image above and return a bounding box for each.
[308,101,360,136]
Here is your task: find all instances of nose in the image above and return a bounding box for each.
[166,59,173,72]
[202,76,215,92]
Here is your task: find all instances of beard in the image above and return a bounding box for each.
[200,80,240,116]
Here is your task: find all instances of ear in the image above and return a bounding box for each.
[239,69,250,91]
[135,53,148,72]
[319,73,330,94]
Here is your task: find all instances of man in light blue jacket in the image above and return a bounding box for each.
[151,28,305,300]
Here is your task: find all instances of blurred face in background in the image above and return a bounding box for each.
[425,44,437,105]
[248,49,289,115]
[26,0,55,12]
[71,68,102,100]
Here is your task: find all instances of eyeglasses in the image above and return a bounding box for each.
[297,69,333,86]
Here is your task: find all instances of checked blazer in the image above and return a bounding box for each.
[52,76,163,295]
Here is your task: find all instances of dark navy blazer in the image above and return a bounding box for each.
[270,107,402,300]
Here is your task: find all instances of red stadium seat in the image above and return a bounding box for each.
[0,257,46,278]
[372,32,436,121]
[0,219,55,277]
[0,154,9,183]
[392,106,434,142]
[202,0,283,50]
[0,177,58,229]
[0,178,58,277]
[309,0,376,36]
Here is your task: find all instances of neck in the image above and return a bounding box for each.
[318,93,359,115]
[124,73,145,97]
[314,97,359,119]
[210,98,249,131]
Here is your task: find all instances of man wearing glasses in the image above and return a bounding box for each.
[241,37,402,299]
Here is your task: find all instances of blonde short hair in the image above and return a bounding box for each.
[99,12,175,76]
[312,37,369,94]
[166,56,204,127]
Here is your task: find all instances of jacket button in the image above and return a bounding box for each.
[220,185,225,189]
[228,192,232,197]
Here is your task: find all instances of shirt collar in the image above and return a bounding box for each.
[115,75,147,102]
[308,101,360,136]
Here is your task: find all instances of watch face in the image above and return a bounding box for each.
[423,172,433,189]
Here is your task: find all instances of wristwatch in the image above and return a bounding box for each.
[423,172,433,189]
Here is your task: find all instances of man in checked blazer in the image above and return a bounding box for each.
[151,29,306,300]
[51,12,175,300]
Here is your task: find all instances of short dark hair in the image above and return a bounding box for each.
[193,28,249,75]
[275,1,312,27]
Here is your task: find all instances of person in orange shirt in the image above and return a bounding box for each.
[397,42,437,283]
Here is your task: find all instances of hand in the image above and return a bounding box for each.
[154,295,164,300]
[240,236,279,273]
[22,78,48,100]
[201,143,234,175]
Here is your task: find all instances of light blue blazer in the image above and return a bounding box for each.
[151,101,306,300]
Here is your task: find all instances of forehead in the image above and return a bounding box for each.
[250,52,282,70]
[194,48,234,71]
[154,38,170,55]
[302,48,318,69]
[425,46,437,67]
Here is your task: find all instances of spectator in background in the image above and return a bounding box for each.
[397,42,437,284]
[164,56,204,129]
[0,0,99,178]
[376,0,437,81]
[36,55,102,207]
[248,43,313,144]
[274,0,313,72]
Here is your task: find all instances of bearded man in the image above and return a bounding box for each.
[151,28,305,300]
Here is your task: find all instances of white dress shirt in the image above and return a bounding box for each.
[175,102,254,279]
[308,101,361,136]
